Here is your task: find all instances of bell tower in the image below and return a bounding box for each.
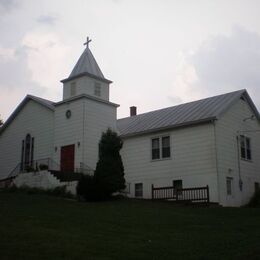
[61,37,112,101]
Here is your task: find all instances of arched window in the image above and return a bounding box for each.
[21,134,34,171]
[25,134,31,166]
[20,140,25,171]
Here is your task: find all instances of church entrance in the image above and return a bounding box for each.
[60,144,75,172]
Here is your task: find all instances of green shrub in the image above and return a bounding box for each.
[247,190,260,207]
[95,129,126,198]
[76,129,126,201]
[25,165,35,172]
[76,175,104,201]
[2,185,18,193]
[46,186,74,198]
[39,164,48,170]
[2,185,74,199]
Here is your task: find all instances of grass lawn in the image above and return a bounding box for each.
[0,191,260,259]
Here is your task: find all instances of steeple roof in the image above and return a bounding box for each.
[70,47,104,79]
[61,42,112,84]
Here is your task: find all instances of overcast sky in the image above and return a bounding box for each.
[1,0,260,120]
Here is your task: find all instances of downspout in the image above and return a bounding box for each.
[213,120,221,204]
[236,134,243,195]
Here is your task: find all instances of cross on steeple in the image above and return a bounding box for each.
[84,37,92,48]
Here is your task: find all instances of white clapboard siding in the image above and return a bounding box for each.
[53,97,117,170]
[121,123,218,201]
[84,98,117,169]
[0,100,54,179]
[63,76,109,101]
[215,98,260,206]
[53,99,84,169]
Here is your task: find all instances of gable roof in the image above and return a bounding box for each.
[55,93,119,108]
[0,95,55,135]
[27,95,55,110]
[61,47,112,84]
[117,89,260,137]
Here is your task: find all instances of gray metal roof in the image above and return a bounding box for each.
[70,47,104,78]
[117,89,259,137]
[55,93,119,108]
[27,95,55,110]
[61,47,112,84]
[0,95,55,135]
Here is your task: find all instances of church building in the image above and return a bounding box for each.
[0,39,259,207]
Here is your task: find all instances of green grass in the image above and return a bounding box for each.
[0,191,260,259]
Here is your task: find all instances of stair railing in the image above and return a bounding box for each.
[3,158,60,180]
[75,162,94,175]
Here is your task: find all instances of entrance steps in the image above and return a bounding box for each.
[12,170,78,195]
[49,170,82,182]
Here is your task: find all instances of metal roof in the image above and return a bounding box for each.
[117,89,259,137]
[61,47,112,84]
[27,95,55,110]
[55,93,119,108]
[0,95,55,135]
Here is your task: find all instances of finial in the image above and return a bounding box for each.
[83,36,92,48]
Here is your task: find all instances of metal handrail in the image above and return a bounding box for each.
[6,158,60,180]
[76,162,94,175]
[4,158,95,181]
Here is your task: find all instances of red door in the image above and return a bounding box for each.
[60,145,75,172]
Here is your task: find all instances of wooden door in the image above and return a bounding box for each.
[60,145,75,172]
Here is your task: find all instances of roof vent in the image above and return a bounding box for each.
[130,106,137,117]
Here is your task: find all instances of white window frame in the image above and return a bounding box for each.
[94,82,101,97]
[226,177,233,196]
[162,136,171,158]
[151,137,160,160]
[135,183,143,198]
[70,82,76,96]
[151,135,171,161]
[240,135,252,161]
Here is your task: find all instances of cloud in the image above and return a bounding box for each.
[21,31,71,94]
[0,46,15,61]
[191,26,260,93]
[0,0,18,13]
[0,44,47,121]
[0,30,72,120]
[0,44,45,91]
[37,14,58,25]
[170,26,260,109]
[169,51,202,104]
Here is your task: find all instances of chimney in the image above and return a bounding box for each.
[130,106,137,117]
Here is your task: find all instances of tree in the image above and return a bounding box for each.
[0,115,3,127]
[94,128,126,198]
[76,128,126,201]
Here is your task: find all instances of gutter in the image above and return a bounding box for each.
[55,94,120,108]
[60,72,112,84]
[119,117,216,138]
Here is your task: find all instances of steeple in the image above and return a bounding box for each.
[61,37,112,101]
[61,37,111,84]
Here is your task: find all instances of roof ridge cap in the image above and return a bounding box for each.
[118,89,246,121]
